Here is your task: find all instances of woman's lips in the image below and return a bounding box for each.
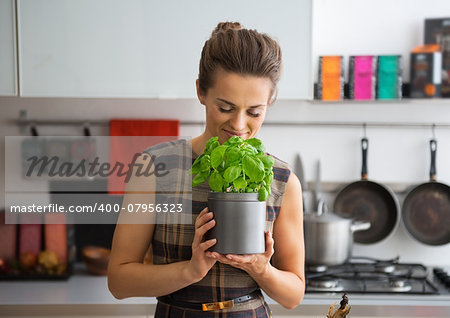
[223,129,247,138]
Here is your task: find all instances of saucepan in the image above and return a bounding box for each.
[304,160,370,266]
[304,200,370,266]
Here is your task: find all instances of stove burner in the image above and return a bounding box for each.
[305,257,440,295]
[375,263,396,273]
[308,265,328,273]
[389,279,412,292]
[309,279,344,291]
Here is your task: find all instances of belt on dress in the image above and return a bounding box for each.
[157,289,262,311]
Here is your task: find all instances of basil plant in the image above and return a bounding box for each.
[191,136,274,201]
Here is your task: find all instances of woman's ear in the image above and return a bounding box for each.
[196,79,206,105]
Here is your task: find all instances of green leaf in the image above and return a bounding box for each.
[223,135,243,145]
[259,155,274,170]
[192,170,209,187]
[210,145,228,168]
[245,138,265,153]
[266,184,272,196]
[264,171,273,187]
[200,154,211,172]
[258,187,269,201]
[249,182,260,190]
[224,147,243,168]
[204,137,219,153]
[242,155,265,182]
[225,147,243,161]
[233,177,247,189]
[242,143,258,156]
[223,166,241,183]
[209,171,224,192]
[191,153,204,175]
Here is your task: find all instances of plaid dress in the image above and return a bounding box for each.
[146,139,290,318]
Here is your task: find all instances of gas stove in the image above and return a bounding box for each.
[306,257,450,295]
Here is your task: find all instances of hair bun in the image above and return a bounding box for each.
[212,22,243,35]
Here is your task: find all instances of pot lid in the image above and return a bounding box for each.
[304,211,352,224]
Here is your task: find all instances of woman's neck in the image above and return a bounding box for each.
[191,133,209,157]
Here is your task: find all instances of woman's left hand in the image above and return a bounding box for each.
[208,231,274,278]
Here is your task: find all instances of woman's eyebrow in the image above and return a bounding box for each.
[216,98,266,108]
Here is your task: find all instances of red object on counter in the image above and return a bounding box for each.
[108,119,179,194]
[19,214,42,256]
[44,214,67,264]
[0,211,17,261]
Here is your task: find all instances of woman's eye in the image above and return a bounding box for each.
[247,111,261,117]
[218,107,232,113]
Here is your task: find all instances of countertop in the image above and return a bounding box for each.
[1,263,450,317]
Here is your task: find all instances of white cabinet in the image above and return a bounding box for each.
[0,0,17,96]
[18,0,312,99]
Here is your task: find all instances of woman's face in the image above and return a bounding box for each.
[197,68,273,144]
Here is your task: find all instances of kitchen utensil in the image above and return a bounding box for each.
[294,153,307,212]
[333,138,400,244]
[304,159,370,266]
[313,160,322,211]
[21,126,44,177]
[71,126,96,162]
[304,200,370,266]
[402,139,450,246]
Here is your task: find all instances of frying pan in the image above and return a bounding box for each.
[333,138,400,244]
[402,139,450,246]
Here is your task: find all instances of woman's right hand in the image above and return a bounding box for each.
[187,207,217,282]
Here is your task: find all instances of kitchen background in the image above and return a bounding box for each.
[1,0,450,272]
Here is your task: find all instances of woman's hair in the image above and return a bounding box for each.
[198,22,282,104]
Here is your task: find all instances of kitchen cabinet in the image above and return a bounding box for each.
[0,0,17,96]
[17,0,312,99]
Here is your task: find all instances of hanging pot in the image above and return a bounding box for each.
[402,139,450,246]
[333,138,400,244]
[304,201,370,266]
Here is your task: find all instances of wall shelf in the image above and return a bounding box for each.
[308,98,450,105]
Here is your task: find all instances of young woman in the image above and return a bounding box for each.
[108,22,305,317]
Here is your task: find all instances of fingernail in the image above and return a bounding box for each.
[226,255,233,260]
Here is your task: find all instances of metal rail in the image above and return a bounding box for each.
[15,110,450,129]
[15,119,450,129]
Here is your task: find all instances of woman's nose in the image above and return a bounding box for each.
[229,111,246,131]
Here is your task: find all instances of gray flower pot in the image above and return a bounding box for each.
[207,192,266,254]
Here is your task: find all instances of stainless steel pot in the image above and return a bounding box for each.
[304,201,371,266]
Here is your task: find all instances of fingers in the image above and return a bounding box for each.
[195,207,209,223]
[265,231,274,257]
[199,238,216,251]
[225,254,250,262]
[196,217,215,240]
[192,208,215,246]
[194,208,212,228]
